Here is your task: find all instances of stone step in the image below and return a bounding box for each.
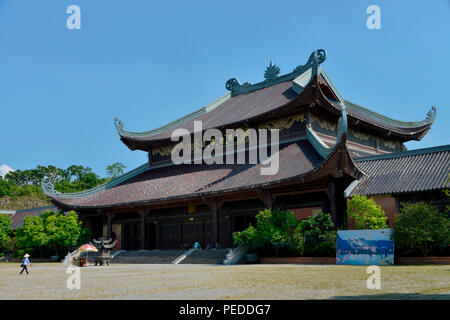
[92,249,231,265]
[111,250,185,264]
[181,249,230,264]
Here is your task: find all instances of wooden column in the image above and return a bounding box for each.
[155,219,160,249]
[139,210,146,250]
[107,213,114,239]
[211,201,218,248]
[328,180,337,225]
[260,191,273,209]
[228,207,232,248]
[205,199,226,248]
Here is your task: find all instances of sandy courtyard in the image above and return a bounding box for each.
[1,263,449,300]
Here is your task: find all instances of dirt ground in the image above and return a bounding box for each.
[0,263,449,300]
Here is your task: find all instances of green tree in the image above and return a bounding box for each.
[5,165,64,186]
[0,214,13,249]
[233,208,304,256]
[393,202,450,257]
[55,165,107,193]
[298,212,336,256]
[347,195,388,229]
[16,210,89,257]
[1,164,110,210]
[44,211,83,256]
[106,162,127,179]
[16,215,48,252]
[0,177,13,197]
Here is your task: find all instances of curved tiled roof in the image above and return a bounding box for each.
[115,50,436,150]
[44,84,358,210]
[116,80,299,150]
[48,139,326,209]
[346,145,450,197]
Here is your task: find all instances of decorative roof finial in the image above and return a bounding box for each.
[225,49,327,96]
[264,60,280,82]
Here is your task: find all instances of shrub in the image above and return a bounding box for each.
[233,225,257,247]
[233,208,304,256]
[347,195,388,229]
[233,209,337,257]
[291,225,306,256]
[393,202,450,257]
[298,212,336,256]
[16,249,24,258]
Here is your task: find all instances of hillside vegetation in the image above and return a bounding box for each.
[0,163,126,210]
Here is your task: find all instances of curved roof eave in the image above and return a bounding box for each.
[114,93,231,140]
[316,69,436,140]
[46,136,355,211]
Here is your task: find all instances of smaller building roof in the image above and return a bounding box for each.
[346,145,450,197]
[10,206,57,229]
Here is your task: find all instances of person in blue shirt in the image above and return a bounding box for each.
[19,253,32,275]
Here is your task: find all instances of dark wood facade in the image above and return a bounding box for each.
[80,177,353,251]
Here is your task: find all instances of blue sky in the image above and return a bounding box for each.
[1,0,449,176]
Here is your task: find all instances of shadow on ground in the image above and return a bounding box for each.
[331,293,450,300]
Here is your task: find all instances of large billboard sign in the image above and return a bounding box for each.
[336,229,394,265]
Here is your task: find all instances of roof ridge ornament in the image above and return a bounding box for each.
[41,176,58,195]
[264,60,281,82]
[115,117,125,134]
[305,101,348,159]
[425,106,436,124]
[336,102,348,143]
[226,49,327,96]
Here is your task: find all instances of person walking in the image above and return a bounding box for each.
[19,253,32,275]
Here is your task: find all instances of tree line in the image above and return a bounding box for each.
[0,162,126,258]
[0,210,90,258]
[0,162,126,198]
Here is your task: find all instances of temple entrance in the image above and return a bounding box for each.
[145,222,157,250]
[158,215,213,249]
[181,217,203,248]
[90,215,104,239]
[159,219,182,249]
[123,223,140,251]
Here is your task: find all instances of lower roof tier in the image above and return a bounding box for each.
[47,137,358,210]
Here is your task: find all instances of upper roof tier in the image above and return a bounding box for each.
[115,49,436,151]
